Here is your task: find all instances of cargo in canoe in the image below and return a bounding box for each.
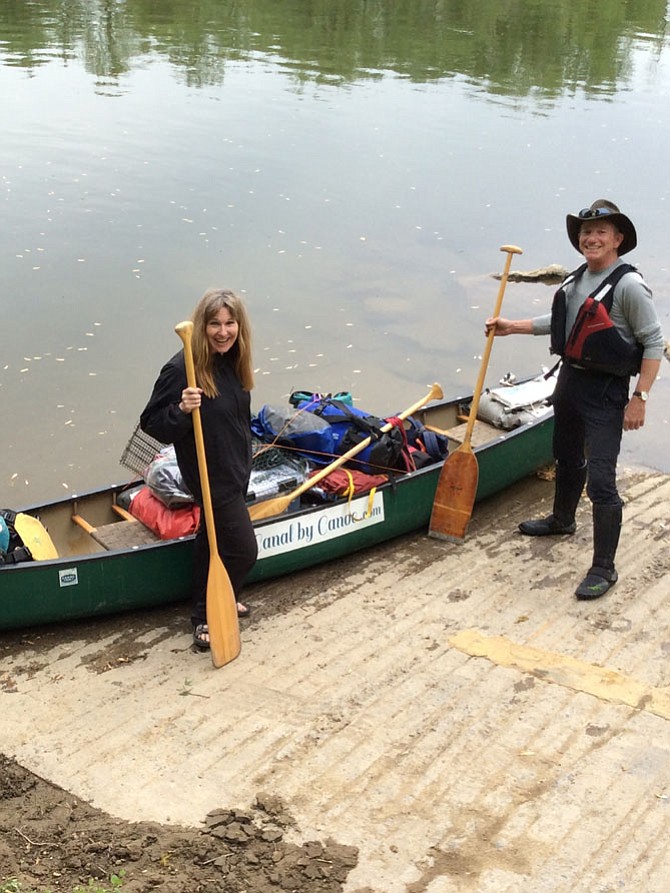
[0,374,554,631]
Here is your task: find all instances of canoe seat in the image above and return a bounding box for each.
[443,419,504,449]
[89,520,160,551]
[72,511,160,551]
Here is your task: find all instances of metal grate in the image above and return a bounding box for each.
[120,423,304,478]
[119,424,166,477]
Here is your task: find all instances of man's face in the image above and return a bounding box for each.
[578,219,624,271]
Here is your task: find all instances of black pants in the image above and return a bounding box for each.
[552,364,628,506]
[190,494,258,626]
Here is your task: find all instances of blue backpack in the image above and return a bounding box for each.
[251,396,408,475]
[295,396,408,474]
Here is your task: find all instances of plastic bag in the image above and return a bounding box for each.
[251,404,336,456]
[145,445,195,507]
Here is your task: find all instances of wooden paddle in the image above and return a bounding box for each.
[248,383,444,522]
[13,512,59,560]
[428,244,523,542]
[175,320,241,668]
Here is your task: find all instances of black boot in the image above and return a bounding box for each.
[519,462,587,536]
[575,503,622,600]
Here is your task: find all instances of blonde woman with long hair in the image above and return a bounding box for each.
[141,288,258,651]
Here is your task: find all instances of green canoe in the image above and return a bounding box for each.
[0,376,554,631]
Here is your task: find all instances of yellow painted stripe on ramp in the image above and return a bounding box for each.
[450,628,670,721]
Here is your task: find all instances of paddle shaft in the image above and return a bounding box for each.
[175,320,241,667]
[428,244,522,542]
[175,323,218,550]
[461,244,523,448]
[248,382,444,521]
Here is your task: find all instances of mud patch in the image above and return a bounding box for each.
[0,755,358,892]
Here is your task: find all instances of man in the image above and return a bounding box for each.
[486,200,664,600]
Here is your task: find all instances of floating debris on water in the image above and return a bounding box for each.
[493,263,568,284]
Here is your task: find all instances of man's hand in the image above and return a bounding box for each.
[485,317,533,337]
[624,396,646,431]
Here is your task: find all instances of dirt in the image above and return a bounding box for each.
[0,569,360,893]
[0,754,358,891]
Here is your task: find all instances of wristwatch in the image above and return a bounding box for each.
[633,390,648,402]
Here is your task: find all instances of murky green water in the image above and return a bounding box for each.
[2,0,669,503]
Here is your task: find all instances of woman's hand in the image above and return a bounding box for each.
[179,386,203,414]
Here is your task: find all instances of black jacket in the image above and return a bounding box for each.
[140,350,252,507]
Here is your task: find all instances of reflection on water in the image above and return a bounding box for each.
[1,0,669,504]
[2,0,668,95]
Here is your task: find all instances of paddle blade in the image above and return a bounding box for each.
[428,448,479,542]
[248,493,293,522]
[14,513,59,560]
[206,556,242,668]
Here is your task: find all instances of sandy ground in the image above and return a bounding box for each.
[1,467,670,892]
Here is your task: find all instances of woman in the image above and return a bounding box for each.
[140,288,258,650]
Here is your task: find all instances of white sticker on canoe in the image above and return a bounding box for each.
[58,567,79,587]
[255,491,385,559]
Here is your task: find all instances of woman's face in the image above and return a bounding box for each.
[206,306,239,354]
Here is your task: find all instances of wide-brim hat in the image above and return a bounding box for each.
[566,199,637,256]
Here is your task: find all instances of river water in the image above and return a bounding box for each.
[2,0,669,505]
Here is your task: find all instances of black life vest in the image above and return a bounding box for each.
[0,509,33,564]
[550,262,643,377]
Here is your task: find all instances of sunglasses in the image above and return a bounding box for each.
[578,207,614,219]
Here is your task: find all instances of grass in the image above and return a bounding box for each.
[0,872,124,893]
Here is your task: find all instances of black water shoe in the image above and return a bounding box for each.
[518,514,576,536]
[192,622,210,651]
[575,567,618,600]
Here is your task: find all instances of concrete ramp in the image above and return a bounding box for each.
[1,469,669,892]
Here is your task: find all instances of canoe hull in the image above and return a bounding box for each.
[0,407,553,631]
